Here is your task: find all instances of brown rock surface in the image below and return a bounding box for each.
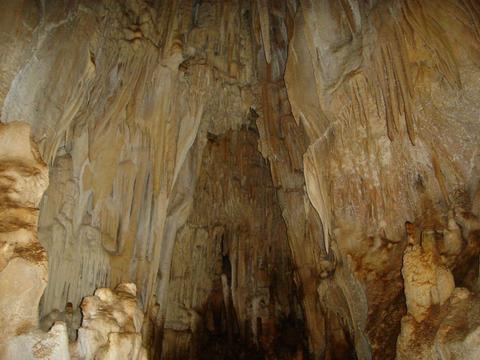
[0,121,52,357]
[0,1,479,359]
[398,227,480,359]
[0,122,148,359]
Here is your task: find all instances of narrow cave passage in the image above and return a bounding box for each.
[159,123,307,359]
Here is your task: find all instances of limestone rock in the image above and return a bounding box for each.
[398,225,480,359]
[402,230,455,322]
[397,287,480,360]
[0,121,55,357]
[74,283,147,360]
[4,323,70,360]
[0,1,479,359]
[0,122,147,359]
[285,0,480,357]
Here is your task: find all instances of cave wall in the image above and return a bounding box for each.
[1,0,480,359]
[161,125,304,359]
[0,122,54,357]
[0,0,261,325]
[0,122,150,359]
[284,0,480,358]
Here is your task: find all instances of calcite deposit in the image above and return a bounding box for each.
[0,0,479,359]
[397,226,480,360]
[0,122,147,359]
[73,283,147,359]
[0,121,60,359]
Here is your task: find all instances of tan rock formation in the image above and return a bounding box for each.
[398,227,480,359]
[0,0,479,359]
[402,229,455,322]
[161,125,304,359]
[0,121,63,359]
[0,122,147,359]
[285,0,480,357]
[73,283,147,360]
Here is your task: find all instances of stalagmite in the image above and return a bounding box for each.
[73,283,147,360]
[0,122,148,359]
[398,227,480,359]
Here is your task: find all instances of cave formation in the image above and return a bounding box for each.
[1,0,480,359]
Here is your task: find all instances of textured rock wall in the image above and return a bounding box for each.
[1,0,480,359]
[0,0,260,331]
[284,0,480,358]
[397,219,480,360]
[0,121,60,358]
[0,122,147,359]
[161,125,304,359]
[0,0,300,357]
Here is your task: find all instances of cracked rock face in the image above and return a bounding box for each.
[0,0,480,359]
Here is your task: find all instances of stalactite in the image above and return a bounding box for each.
[256,0,272,64]
[1,0,480,359]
